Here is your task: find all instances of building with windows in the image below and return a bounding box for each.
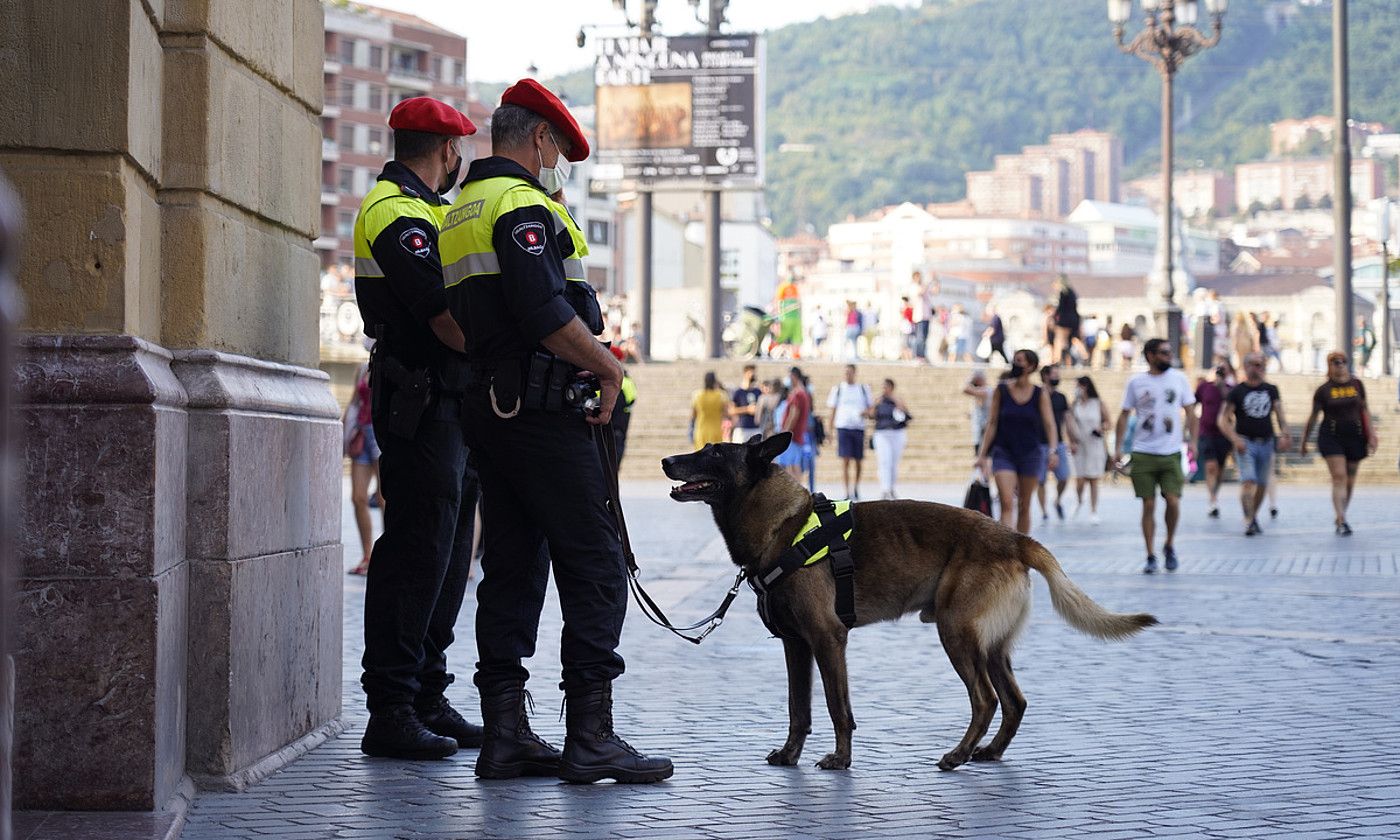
[1235,157,1386,212]
[1067,200,1221,277]
[319,2,471,270]
[964,129,1123,220]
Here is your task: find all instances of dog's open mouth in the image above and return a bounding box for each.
[670,480,718,500]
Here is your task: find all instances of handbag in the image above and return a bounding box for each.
[976,335,993,360]
[962,474,993,517]
[345,427,366,459]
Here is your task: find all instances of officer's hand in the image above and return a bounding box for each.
[580,370,618,427]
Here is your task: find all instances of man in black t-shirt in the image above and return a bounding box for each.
[729,363,762,443]
[1037,365,1077,520]
[1220,352,1292,536]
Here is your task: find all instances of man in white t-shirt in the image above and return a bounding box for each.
[827,364,873,499]
[1114,338,1198,575]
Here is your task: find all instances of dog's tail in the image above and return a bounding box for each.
[1020,540,1158,640]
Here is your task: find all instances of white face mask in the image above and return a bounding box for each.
[536,132,571,193]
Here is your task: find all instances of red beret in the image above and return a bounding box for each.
[501,78,589,162]
[388,97,476,136]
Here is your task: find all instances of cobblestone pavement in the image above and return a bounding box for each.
[179,474,1400,840]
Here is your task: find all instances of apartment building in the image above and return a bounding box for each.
[965,129,1123,220]
[319,2,470,270]
[1125,169,1237,218]
[1235,157,1385,212]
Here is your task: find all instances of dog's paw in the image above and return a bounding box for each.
[815,753,850,771]
[766,747,801,766]
[970,746,1003,762]
[937,750,969,771]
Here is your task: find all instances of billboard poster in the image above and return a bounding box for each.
[591,33,764,192]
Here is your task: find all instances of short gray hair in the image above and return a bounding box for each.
[491,104,548,151]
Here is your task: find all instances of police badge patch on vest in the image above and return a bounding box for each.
[399,227,431,258]
[512,221,547,255]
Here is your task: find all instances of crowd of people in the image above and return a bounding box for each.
[671,335,1382,578]
[965,339,1379,573]
[737,273,1387,378]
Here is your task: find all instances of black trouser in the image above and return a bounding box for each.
[361,395,479,713]
[464,387,628,694]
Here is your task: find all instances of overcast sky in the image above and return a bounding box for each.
[363,0,919,83]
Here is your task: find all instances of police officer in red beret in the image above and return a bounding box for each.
[354,96,486,760]
[438,80,673,783]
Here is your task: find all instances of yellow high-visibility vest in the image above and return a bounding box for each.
[352,179,447,279]
[439,174,587,288]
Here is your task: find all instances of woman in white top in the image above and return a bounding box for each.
[1069,375,1111,523]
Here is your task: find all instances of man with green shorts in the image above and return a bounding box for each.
[1114,338,1198,574]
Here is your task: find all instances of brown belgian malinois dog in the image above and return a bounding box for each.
[661,432,1157,771]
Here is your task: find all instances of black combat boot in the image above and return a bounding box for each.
[415,695,485,749]
[361,704,458,760]
[474,683,562,779]
[558,684,674,784]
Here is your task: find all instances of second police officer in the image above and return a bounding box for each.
[439,79,673,784]
[353,97,485,760]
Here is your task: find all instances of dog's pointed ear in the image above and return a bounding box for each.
[749,431,791,465]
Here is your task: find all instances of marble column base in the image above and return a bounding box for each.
[13,336,343,809]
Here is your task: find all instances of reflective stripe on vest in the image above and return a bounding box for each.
[792,499,854,565]
[440,175,588,288]
[352,179,444,280]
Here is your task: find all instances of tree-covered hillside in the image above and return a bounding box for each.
[522,0,1400,235]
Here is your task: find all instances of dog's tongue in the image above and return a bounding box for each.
[679,482,706,493]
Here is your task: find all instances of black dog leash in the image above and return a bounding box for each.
[592,424,746,644]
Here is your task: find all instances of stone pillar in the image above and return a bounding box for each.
[2,0,337,812]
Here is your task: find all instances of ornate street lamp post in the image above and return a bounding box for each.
[1110,0,1226,363]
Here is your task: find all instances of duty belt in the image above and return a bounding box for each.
[749,494,857,637]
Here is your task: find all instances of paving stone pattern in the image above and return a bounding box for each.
[179,479,1400,840]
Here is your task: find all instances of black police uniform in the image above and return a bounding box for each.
[445,157,626,695]
[354,161,480,736]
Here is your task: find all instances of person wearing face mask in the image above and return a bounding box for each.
[437,79,672,785]
[1114,338,1199,574]
[353,97,487,761]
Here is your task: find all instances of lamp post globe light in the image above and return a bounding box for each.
[1110,0,1226,363]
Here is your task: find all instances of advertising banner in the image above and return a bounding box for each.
[591,33,764,192]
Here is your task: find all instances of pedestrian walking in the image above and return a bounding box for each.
[1114,338,1198,573]
[963,370,992,455]
[869,378,912,500]
[1194,362,1235,518]
[981,304,1009,363]
[910,269,932,361]
[353,97,484,759]
[976,349,1059,534]
[1354,315,1377,372]
[1219,352,1292,536]
[728,363,762,443]
[755,378,781,438]
[899,296,916,360]
[1052,275,1081,366]
[1300,351,1379,535]
[691,370,728,450]
[774,366,812,483]
[1069,375,1110,523]
[1036,364,1076,521]
[948,304,973,363]
[809,306,829,359]
[1116,322,1137,371]
[344,359,381,575]
[828,364,873,499]
[842,300,862,361]
[439,79,671,782]
[1231,310,1257,371]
